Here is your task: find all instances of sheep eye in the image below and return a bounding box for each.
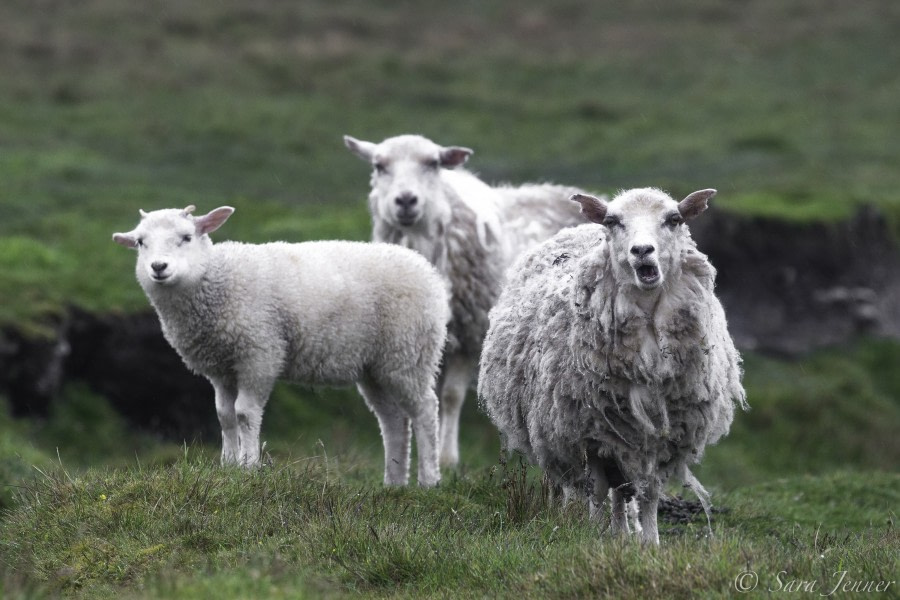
[425,158,439,169]
[602,215,622,228]
[182,234,192,244]
[665,214,684,228]
[374,162,387,174]
[136,238,145,248]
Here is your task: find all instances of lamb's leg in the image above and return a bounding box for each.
[358,382,412,486]
[210,377,239,465]
[438,353,473,468]
[377,407,412,486]
[410,390,440,488]
[234,382,272,467]
[637,480,661,546]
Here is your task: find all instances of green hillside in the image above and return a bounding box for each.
[1,1,899,597]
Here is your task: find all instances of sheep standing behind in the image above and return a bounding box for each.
[113,206,449,487]
[478,187,747,544]
[344,133,588,467]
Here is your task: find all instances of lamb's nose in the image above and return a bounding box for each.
[395,193,418,208]
[630,245,654,258]
[151,261,168,273]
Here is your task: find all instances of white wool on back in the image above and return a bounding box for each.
[144,240,449,399]
[493,183,587,262]
[479,222,746,499]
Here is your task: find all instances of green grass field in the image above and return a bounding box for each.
[1,0,899,597]
[2,0,900,330]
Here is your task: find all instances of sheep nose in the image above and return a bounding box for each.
[395,193,418,209]
[151,261,168,273]
[630,245,655,258]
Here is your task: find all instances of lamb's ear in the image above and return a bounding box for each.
[439,146,473,168]
[113,231,138,248]
[344,135,377,162]
[678,189,716,221]
[570,193,608,224]
[194,206,235,236]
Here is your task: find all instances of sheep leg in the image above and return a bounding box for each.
[234,382,272,467]
[610,487,631,536]
[637,481,661,546]
[411,390,441,488]
[359,382,413,485]
[210,377,239,465]
[377,407,412,486]
[438,353,473,468]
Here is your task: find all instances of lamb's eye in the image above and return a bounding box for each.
[136,238,145,248]
[375,162,387,174]
[425,158,439,169]
[182,234,192,244]
[602,216,622,228]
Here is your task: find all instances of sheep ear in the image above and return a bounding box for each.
[194,206,235,236]
[439,146,473,168]
[678,189,716,221]
[139,209,149,219]
[344,135,377,162]
[570,193,608,224]
[113,232,138,248]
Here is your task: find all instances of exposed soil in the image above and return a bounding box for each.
[1,207,897,437]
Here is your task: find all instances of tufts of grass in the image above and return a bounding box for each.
[0,397,54,512]
[0,453,896,599]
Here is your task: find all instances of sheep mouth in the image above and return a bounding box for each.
[150,273,172,283]
[395,213,420,227]
[635,264,660,286]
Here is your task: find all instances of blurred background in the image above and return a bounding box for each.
[1,0,898,508]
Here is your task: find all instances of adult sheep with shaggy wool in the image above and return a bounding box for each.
[478,187,747,545]
[113,205,449,487]
[344,133,589,468]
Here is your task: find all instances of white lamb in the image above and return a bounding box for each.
[113,205,449,487]
[344,133,587,467]
[478,187,747,544]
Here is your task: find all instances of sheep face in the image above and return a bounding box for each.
[113,206,234,290]
[344,134,473,229]
[571,188,716,291]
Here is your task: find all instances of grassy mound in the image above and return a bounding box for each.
[1,455,896,599]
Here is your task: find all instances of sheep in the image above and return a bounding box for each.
[478,187,748,544]
[344,133,587,467]
[112,205,449,487]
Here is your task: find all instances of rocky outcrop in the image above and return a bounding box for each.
[691,206,898,355]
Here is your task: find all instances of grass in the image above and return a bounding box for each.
[1,338,898,597]
[0,455,896,599]
[2,0,900,330]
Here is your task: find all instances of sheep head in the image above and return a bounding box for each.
[113,206,234,289]
[344,134,472,230]
[571,188,715,291]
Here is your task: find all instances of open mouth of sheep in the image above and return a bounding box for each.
[636,264,660,284]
